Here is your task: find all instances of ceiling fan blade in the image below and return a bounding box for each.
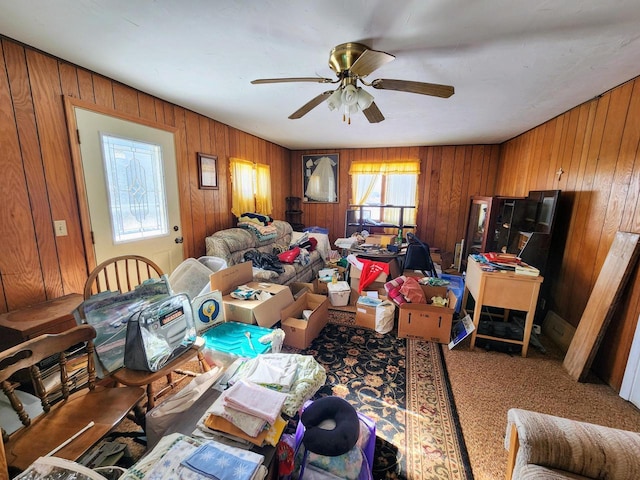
[362,101,385,123]
[251,77,335,84]
[288,91,333,119]
[350,49,395,77]
[371,79,454,98]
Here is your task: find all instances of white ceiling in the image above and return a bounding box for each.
[2,1,640,150]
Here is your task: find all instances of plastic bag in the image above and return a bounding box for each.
[375,301,395,334]
[399,277,426,303]
[124,293,196,372]
[14,456,108,480]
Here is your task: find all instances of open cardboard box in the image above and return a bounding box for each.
[280,292,329,349]
[397,285,458,343]
[210,262,294,327]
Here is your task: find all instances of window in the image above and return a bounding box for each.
[349,160,420,225]
[100,134,169,243]
[230,158,273,217]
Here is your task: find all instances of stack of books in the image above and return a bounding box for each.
[515,264,540,277]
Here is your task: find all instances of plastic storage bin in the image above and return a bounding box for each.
[440,273,465,313]
[201,321,272,359]
[198,256,227,273]
[169,258,214,299]
[327,281,351,306]
[303,226,329,235]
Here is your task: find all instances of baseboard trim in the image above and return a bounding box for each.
[543,310,575,353]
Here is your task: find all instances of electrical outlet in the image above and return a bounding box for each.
[54,220,68,237]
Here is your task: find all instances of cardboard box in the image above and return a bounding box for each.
[281,293,329,349]
[290,281,315,299]
[398,286,458,343]
[350,263,387,283]
[210,262,294,327]
[355,297,379,330]
[314,278,330,295]
[365,234,395,247]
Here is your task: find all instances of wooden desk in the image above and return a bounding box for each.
[463,257,543,357]
[0,294,83,351]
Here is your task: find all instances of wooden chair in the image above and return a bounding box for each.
[0,433,8,480]
[0,325,145,474]
[83,255,210,415]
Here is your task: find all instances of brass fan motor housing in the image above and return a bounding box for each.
[328,42,369,75]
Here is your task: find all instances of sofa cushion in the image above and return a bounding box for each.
[516,465,589,480]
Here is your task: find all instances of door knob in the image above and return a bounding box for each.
[173,225,180,231]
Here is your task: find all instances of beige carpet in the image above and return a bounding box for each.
[443,335,640,480]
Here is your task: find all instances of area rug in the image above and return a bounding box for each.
[284,311,473,480]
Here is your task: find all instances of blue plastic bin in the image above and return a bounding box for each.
[440,273,465,314]
[202,321,272,358]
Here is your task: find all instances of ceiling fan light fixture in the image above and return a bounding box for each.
[356,87,374,110]
[341,84,359,107]
[326,88,343,111]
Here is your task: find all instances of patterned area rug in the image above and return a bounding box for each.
[284,311,473,480]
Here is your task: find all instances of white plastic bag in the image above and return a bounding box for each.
[375,301,395,334]
[14,456,108,480]
[145,366,223,446]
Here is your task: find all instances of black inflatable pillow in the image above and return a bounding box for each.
[301,396,360,457]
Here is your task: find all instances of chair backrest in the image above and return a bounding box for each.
[0,325,97,439]
[0,325,146,473]
[0,434,8,480]
[84,255,164,299]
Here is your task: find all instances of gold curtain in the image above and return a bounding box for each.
[349,160,421,175]
[230,158,257,217]
[255,163,273,215]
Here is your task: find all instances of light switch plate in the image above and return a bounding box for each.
[54,220,68,237]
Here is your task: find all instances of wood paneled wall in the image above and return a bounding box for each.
[0,36,289,312]
[497,78,640,388]
[290,145,501,253]
[2,33,638,391]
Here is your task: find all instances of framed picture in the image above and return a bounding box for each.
[198,153,218,189]
[302,154,339,203]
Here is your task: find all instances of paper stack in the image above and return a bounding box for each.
[515,264,540,277]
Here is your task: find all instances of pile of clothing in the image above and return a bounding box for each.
[193,354,326,448]
[384,275,450,306]
[238,213,278,242]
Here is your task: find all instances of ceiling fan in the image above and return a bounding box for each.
[251,42,454,124]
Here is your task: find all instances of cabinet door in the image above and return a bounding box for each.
[462,196,494,262]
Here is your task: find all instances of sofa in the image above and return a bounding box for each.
[505,408,640,480]
[205,220,325,285]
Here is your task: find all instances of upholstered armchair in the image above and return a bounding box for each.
[505,408,640,480]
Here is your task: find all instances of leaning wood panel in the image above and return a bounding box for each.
[563,231,640,381]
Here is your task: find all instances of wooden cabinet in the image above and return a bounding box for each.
[462,190,560,275]
[461,196,523,268]
[0,294,83,351]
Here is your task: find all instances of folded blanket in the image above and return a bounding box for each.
[224,379,288,426]
[242,354,299,392]
[238,222,278,241]
[239,212,273,225]
[182,442,262,480]
[208,388,267,437]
